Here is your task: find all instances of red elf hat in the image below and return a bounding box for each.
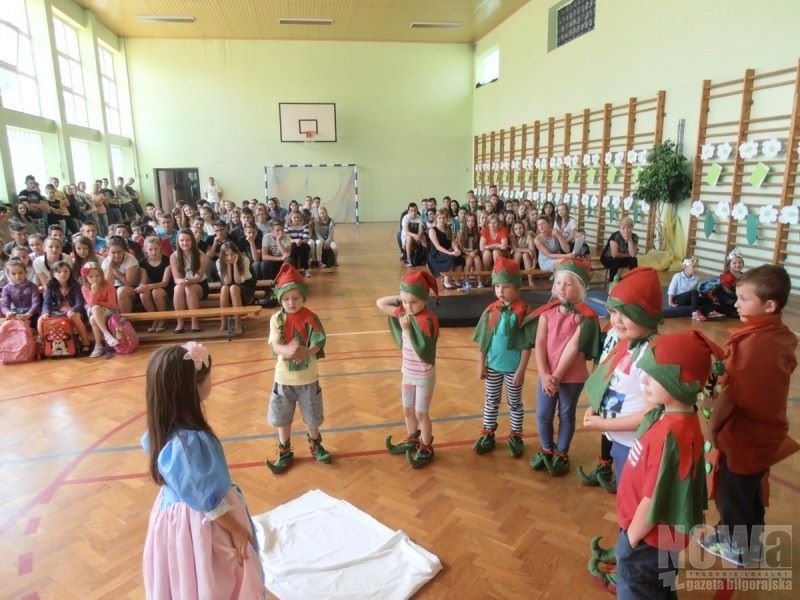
[274,263,308,300]
[400,270,438,301]
[492,256,522,288]
[607,267,663,329]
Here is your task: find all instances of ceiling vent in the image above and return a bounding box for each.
[137,15,196,24]
[279,18,333,26]
[410,22,461,29]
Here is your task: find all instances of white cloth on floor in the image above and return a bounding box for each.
[253,489,441,600]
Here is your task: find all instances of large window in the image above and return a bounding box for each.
[0,0,40,116]
[53,15,88,126]
[476,47,499,88]
[98,46,121,135]
[548,0,595,50]
[110,145,124,181]
[70,138,92,185]
[7,126,46,193]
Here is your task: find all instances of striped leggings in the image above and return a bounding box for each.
[482,369,524,433]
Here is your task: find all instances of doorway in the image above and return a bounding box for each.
[154,168,200,212]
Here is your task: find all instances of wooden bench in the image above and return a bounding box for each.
[207,279,274,292]
[121,305,263,341]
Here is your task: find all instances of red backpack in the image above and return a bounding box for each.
[0,320,39,364]
[107,314,140,354]
[40,315,77,358]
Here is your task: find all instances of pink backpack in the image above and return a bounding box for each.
[0,320,39,364]
[107,314,140,354]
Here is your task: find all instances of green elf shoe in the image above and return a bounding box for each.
[265,441,294,474]
[587,556,617,595]
[549,452,571,476]
[577,458,613,487]
[308,435,332,464]
[529,448,554,471]
[507,431,525,458]
[473,427,497,455]
[385,430,421,455]
[406,438,434,469]
[590,536,617,563]
[595,462,617,494]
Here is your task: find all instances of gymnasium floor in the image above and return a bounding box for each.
[1,223,798,599]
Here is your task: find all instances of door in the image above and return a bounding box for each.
[154,168,200,212]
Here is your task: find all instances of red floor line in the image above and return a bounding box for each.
[18,552,33,575]
[770,473,800,493]
[24,517,40,535]
[22,594,40,600]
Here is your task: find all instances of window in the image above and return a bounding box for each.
[110,145,124,181]
[98,46,121,135]
[0,0,40,115]
[551,0,595,49]
[70,138,92,185]
[476,47,499,88]
[53,16,88,126]
[7,126,46,193]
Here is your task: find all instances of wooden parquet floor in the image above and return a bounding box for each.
[1,223,798,599]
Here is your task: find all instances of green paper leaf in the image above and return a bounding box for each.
[632,200,641,224]
[607,166,618,184]
[703,211,715,238]
[746,212,759,244]
[526,170,533,183]
[632,166,643,184]
[586,167,597,185]
[552,168,561,184]
[750,162,770,188]
[588,205,594,218]
[568,168,578,184]
[705,162,723,187]
[537,170,545,185]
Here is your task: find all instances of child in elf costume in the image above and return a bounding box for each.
[377,271,440,468]
[265,263,330,474]
[529,257,601,475]
[580,267,663,489]
[473,257,536,457]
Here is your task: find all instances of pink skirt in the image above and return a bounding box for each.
[143,486,265,600]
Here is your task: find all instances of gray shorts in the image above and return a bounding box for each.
[267,381,324,428]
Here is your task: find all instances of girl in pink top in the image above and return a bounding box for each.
[80,261,119,357]
[530,258,601,476]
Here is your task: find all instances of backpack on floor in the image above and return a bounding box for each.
[41,315,77,358]
[107,314,140,354]
[0,319,39,364]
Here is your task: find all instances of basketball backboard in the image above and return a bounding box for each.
[279,102,337,142]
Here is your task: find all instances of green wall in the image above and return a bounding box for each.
[125,39,474,222]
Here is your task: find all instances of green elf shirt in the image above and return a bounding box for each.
[473,298,536,373]
[386,302,440,366]
[528,299,602,362]
[268,306,326,385]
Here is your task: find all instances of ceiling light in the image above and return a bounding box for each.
[410,22,461,29]
[137,16,196,24]
[279,18,333,26]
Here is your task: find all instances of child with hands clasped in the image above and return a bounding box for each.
[265,264,330,474]
[473,257,536,457]
[377,271,440,468]
[142,342,265,599]
[1,259,40,325]
[529,258,601,475]
[80,261,119,358]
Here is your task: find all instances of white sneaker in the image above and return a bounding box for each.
[304,270,312,278]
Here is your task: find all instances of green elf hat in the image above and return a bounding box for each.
[555,257,592,288]
[607,267,663,330]
[400,270,438,301]
[638,331,725,404]
[274,263,308,301]
[492,256,522,288]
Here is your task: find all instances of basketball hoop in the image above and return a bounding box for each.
[303,130,317,144]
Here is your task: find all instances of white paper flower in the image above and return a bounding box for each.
[623,196,634,210]
[714,201,731,220]
[501,160,509,170]
[690,200,705,217]
[716,142,733,161]
[590,195,599,208]
[581,194,589,207]
[563,193,571,203]
[548,156,555,168]
[738,140,759,160]
[761,138,781,159]
[611,195,621,209]
[601,195,611,208]
[637,150,648,165]
[700,143,716,161]
[556,156,564,168]
[570,155,579,168]
[591,153,600,166]
[759,204,778,224]
[583,154,591,166]
[641,200,650,214]
[604,151,613,165]
[779,205,799,225]
[534,158,541,169]
[731,202,749,222]
[532,191,541,201]
[627,150,638,164]
[613,151,625,166]
[553,192,561,203]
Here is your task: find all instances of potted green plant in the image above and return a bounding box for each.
[633,140,692,250]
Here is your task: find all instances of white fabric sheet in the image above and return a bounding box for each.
[253,489,441,600]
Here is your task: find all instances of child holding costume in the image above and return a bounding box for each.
[142,342,265,599]
[265,264,330,474]
[614,331,719,598]
[529,258,601,476]
[472,257,536,458]
[377,271,440,468]
[580,267,663,489]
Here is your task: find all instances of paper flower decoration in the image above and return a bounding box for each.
[761,138,781,159]
[779,205,799,225]
[613,151,625,166]
[555,156,563,168]
[637,150,648,165]
[591,153,600,166]
[623,196,634,210]
[640,200,650,214]
[547,192,554,202]
[731,202,749,222]
[601,195,611,208]
[590,195,599,208]
[570,155,579,168]
[581,194,589,207]
[553,192,561,203]
[690,200,705,217]
[532,191,541,201]
[611,196,621,209]
[716,142,733,161]
[583,154,591,166]
[534,158,541,169]
[604,151,613,165]
[738,140,759,160]
[700,143,716,161]
[714,201,731,220]
[627,150,638,164]
[758,204,778,224]
[548,157,556,168]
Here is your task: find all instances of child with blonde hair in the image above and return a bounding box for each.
[80,261,119,358]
